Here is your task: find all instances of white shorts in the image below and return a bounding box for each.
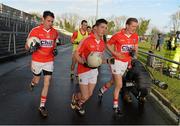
[31,61,54,75]
[78,69,98,85]
[110,60,128,76]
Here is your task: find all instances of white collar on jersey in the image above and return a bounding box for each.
[125,34,131,38]
[43,28,52,33]
[95,39,100,44]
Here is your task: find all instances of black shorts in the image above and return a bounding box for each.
[33,70,53,76]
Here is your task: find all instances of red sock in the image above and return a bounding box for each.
[113,98,118,108]
[40,96,47,107]
[104,85,109,90]
[101,85,108,93]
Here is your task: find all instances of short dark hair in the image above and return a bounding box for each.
[176,31,180,35]
[87,26,91,29]
[92,24,96,29]
[81,20,87,25]
[126,18,138,25]
[43,11,54,19]
[95,19,108,26]
[158,33,162,36]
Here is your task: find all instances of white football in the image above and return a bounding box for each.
[87,52,103,67]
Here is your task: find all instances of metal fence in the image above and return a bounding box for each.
[0,3,38,23]
[138,49,180,118]
[58,32,71,45]
[138,50,180,77]
[0,31,28,55]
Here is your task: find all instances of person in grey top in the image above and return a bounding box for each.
[151,33,158,50]
[156,33,164,51]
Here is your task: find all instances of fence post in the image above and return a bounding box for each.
[8,33,12,52]
[16,23,18,34]
[13,33,16,54]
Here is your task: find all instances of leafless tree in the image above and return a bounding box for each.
[170,11,180,32]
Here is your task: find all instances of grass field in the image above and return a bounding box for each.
[138,41,180,110]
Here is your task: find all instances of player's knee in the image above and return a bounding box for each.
[44,76,51,82]
[33,76,40,84]
[33,77,39,82]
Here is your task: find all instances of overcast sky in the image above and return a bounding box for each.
[1,0,180,32]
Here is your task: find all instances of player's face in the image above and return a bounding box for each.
[96,23,107,38]
[92,27,96,33]
[82,22,88,31]
[87,28,92,34]
[126,22,138,34]
[43,16,54,30]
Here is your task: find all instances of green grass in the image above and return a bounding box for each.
[145,65,180,110]
[138,41,176,60]
[138,41,180,110]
